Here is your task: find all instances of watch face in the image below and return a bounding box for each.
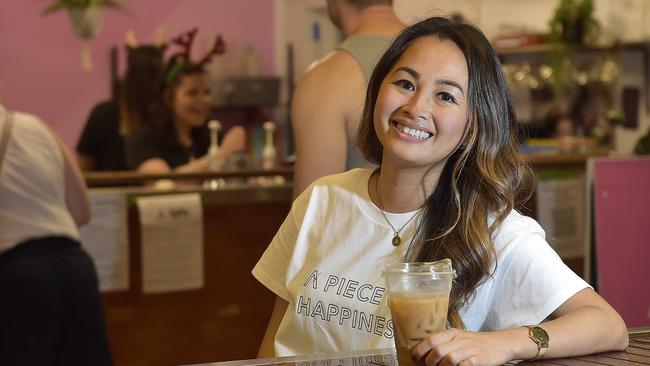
[531,326,549,346]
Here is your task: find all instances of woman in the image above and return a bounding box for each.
[252,17,628,364]
[0,104,112,365]
[125,59,246,173]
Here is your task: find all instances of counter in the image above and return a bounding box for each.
[88,180,291,366]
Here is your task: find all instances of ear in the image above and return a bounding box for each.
[125,29,138,48]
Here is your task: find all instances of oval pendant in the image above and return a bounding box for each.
[392,235,401,247]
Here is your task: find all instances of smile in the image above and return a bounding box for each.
[392,120,433,140]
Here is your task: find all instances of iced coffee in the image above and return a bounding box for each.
[383,260,455,366]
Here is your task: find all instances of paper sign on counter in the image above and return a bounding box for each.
[80,190,129,292]
[137,193,203,294]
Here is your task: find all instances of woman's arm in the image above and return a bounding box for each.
[130,124,246,175]
[219,126,246,160]
[257,296,289,358]
[531,288,628,357]
[411,288,628,366]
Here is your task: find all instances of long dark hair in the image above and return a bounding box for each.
[119,45,166,134]
[358,16,532,328]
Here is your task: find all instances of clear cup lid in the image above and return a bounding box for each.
[384,258,456,277]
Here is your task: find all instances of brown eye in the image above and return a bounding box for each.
[438,92,457,104]
[393,79,415,91]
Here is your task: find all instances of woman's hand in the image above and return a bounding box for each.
[411,328,515,366]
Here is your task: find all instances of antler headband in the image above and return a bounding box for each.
[165,28,226,84]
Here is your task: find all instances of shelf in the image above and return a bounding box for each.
[84,166,293,187]
[496,41,650,57]
[497,41,650,112]
[520,148,612,166]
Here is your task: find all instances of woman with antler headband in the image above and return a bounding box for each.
[125,29,246,174]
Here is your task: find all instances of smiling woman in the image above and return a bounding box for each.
[252,16,629,363]
[124,59,247,174]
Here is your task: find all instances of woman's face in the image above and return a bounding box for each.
[373,35,469,172]
[171,73,213,128]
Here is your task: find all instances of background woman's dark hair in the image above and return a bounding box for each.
[357,16,533,328]
[120,45,166,134]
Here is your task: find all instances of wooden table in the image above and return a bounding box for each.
[183,329,650,366]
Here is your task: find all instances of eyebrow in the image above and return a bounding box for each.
[394,66,465,94]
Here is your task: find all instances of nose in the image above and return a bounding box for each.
[401,90,432,121]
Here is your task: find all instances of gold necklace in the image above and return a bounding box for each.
[374,175,420,247]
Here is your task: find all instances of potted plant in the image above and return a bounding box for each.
[549,0,599,45]
[547,0,600,102]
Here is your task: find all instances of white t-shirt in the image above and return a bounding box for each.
[252,168,589,357]
[0,105,80,252]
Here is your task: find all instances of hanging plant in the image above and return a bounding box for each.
[42,0,122,39]
[42,0,121,17]
[42,0,123,70]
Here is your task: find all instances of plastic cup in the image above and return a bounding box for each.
[384,259,455,366]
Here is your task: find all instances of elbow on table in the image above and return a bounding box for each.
[614,322,630,351]
[607,310,629,351]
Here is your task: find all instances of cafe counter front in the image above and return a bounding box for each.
[82,169,292,366]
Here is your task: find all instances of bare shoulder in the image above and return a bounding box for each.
[296,50,365,99]
[293,50,367,129]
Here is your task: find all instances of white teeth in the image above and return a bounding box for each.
[397,123,431,140]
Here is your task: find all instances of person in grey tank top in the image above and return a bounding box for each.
[337,34,393,170]
[290,0,404,199]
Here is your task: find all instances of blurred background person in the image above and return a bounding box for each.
[125,57,246,173]
[291,0,404,198]
[76,43,166,172]
[0,103,113,366]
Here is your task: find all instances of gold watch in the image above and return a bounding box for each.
[526,325,549,360]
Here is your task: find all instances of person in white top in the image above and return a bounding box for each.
[0,104,112,366]
[253,16,628,364]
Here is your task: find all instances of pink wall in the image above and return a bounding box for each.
[0,0,275,148]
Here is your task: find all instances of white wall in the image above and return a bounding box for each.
[274,0,341,105]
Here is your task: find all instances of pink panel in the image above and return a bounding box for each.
[0,0,275,148]
[594,157,650,327]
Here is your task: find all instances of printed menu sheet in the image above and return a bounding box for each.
[80,190,129,292]
[535,171,585,258]
[136,193,203,294]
